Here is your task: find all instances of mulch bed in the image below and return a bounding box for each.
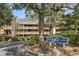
[25,44,79,56]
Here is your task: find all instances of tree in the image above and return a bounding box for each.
[45,3,67,35]
[62,14,74,31]
[73,3,79,33]
[61,3,79,33]
[0,3,13,28]
[62,13,79,33]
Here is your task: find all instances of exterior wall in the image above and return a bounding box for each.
[16,22,50,37]
[0,28,5,35]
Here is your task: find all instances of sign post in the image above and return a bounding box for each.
[54,43,56,49]
[49,43,52,46]
[63,43,65,47]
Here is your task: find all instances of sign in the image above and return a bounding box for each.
[48,36,69,44]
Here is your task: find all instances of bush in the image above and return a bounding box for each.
[0,36,20,42]
[0,36,3,42]
[48,34,54,37]
[11,37,19,41]
[0,36,12,42]
[19,37,25,41]
[28,35,39,45]
[4,36,12,41]
[4,36,19,41]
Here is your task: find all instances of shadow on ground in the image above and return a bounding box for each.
[3,46,27,56]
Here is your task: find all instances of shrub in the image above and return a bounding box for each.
[0,36,3,42]
[28,35,39,45]
[11,37,19,41]
[0,36,20,42]
[4,36,19,41]
[4,36,12,41]
[19,37,25,41]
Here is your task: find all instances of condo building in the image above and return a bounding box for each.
[0,17,66,37]
[4,18,50,37]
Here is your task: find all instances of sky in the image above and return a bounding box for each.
[12,9,26,18]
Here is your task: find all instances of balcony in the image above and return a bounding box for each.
[5,26,12,30]
[16,31,50,35]
[17,26,49,30]
[56,26,66,29]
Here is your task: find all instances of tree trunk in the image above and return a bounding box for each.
[11,18,16,37]
[38,4,45,49]
[75,22,77,33]
[38,12,44,42]
[38,11,45,50]
[50,18,56,35]
[75,26,77,33]
[38,4,45,42]
[50,11,56,35]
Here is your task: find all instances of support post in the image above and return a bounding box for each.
[54,43,56,49]
[63,44,65,47]
[49,43,52,46]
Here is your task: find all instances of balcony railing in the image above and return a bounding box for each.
[17,26,49,30]
[5,26,12,30]
[16,31,50,35]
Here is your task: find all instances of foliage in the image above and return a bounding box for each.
[28,35,39,45]
[62,13,79,32]
[19,37,25,41]
[4,36,12,41]
[0,4,13,27]
[11,36,20,41]
[0,36,3,42]
[0,36,20,42]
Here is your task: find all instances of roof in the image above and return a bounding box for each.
[16,18,38,24]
